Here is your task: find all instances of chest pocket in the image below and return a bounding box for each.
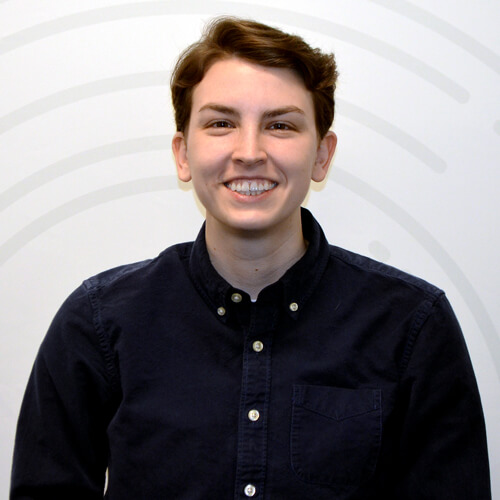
[291,384,381,492]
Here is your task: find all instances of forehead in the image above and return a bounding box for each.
[190,58,314,113]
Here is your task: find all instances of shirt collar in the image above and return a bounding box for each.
[188,208,330,324]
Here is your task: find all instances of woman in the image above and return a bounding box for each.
[11,17,490,499]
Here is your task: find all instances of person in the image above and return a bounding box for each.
[10,17,490,500]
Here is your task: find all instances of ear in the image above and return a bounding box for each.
[172,132,191,182]
[311,131,337,182]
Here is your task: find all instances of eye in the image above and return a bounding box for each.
[269,122,293,131]
[209,120,233,128]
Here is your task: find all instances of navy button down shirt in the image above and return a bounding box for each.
[11,209,491,499]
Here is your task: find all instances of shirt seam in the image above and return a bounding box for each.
[83,278,120,395]
[398,292,445,377]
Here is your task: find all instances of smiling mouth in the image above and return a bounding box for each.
[225,180,277,196]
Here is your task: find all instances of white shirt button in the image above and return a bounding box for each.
[231,293,243,303]
[252,341,264,352]
[217,306,226,316]
[248,409,260,421]
[289,302,299,312]
[244,484,256,497]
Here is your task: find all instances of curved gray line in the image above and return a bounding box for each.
[0,70,446,175]
[0,72,170,135]
[0,106,444,212]
[369,240,391,263]
[371,0,500,76]
[494,120,500,136]
[331,166,500,381]
[0,135,170,212]
[1,166,497,379]
[338,99,446,173]
[0,176,178,265]
[0,1,468,102]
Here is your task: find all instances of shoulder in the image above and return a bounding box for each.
[324,246,461,371]
[327,244,444,303]
[82,241,194,296]
[48,241,195,345]
[49,242,194,322]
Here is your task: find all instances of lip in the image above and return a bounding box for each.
[223,176,277,184]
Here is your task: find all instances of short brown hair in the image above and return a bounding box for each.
[170,17,338,138]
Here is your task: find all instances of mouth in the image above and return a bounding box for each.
[224,179,277,196]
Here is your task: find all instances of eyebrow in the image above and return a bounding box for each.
[263,106,305,119]
[198,103,305,119]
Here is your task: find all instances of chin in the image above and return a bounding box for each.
[230,220,271,234]
[228,213,295,235]
[215,213,271,233]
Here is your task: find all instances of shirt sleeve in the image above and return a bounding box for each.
[10,284,117,500]
[393,293,491,499]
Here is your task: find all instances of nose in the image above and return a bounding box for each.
[231,126,267,166]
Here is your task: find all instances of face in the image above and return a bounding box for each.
[172,58,336,237]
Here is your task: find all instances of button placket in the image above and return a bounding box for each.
[234,305,273,499]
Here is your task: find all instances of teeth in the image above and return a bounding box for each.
[226,180,276,196]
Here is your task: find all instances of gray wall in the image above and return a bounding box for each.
[1,0,499,496]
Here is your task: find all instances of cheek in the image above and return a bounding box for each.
[191,139,232,169]
[274,150,317,177]
[273,136,318,163]
[190,177,213,208]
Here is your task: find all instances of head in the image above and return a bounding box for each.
[170,17,338,139]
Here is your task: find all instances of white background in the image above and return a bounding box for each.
[1,0,499,496]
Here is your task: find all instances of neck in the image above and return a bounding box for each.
[205,212,306,301]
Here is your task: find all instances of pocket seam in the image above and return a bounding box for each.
[295,402,380,422]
